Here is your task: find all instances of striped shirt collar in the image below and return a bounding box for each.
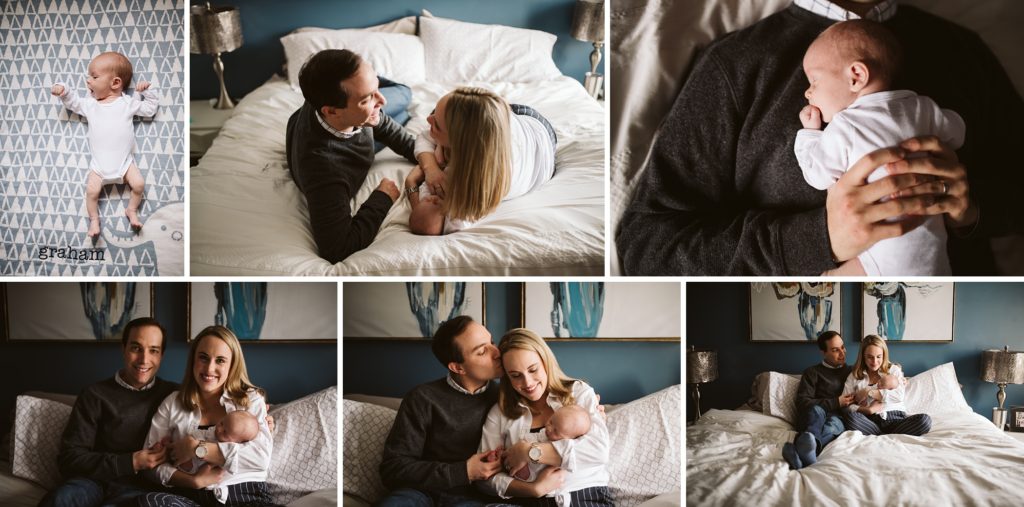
[447,373,490,395]
[793,0,898,22]
[315,109,361,139]
[115,370,156,391]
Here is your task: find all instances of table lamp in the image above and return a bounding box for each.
[981,346,1024,428]
[687,346,718,421]
[191,2,243,109]
[571,0,604,98]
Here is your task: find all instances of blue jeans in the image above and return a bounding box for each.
[375,487,493,507]
[800,405,845,451]
[39,476,151,507]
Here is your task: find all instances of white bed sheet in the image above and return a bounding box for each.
[190,76,604,276]
[687,408,1024,506]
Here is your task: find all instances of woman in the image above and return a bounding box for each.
[405,87,558,235]
[478,328,611,506]
[841,335,932,436]
[137,326,274,507]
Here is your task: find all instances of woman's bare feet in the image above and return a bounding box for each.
[87,216,101,238]
[126,208,143,231]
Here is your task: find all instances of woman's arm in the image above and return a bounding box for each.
[476,405,514,498]
[878,366,906,408]
[143,392,185,487]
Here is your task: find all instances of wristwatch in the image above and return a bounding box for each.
[194,440,208,459]
[528,442,542,464]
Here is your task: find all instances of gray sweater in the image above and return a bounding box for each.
[57,376,178,481]
[617,5,1024,275]
[285,103,416,263]
[796,363,852,416]
[379,378,499,494]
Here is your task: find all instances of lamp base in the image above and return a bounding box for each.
[212,52,235,110]
[584,72,603,100]
[994,408,1008,429]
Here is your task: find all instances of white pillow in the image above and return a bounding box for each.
[418,16,561,84]
[762,372,801,424]
[292,15,417,35]
[12,395,72,489]
[341,399,398,503]
[904,362,972,415]
[605,385,681,507]
[266,386,338,505]
[280,30,426,92]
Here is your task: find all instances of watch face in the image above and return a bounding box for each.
[529,446,542,461]
[195,443,207,458]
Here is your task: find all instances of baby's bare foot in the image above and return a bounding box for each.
[87,217,101,238]
[126,208,142,231]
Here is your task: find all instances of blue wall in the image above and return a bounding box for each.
[685,282,1024,421]
[0,283,338,437]
[191,0,599,100]
[343,282,681,404]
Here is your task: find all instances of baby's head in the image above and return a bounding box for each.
[215,410,259,444]
[802,20,902,122]
[87,52,133,100]
[876,373,900,390]
[544,404,591,442]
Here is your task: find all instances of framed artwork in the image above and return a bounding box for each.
[862,282,955,342]
[1,282,154,342]
[343,282,486,340]
[188,282,337,342]
[1009,406,1024,433]
[521,282,680,340]
[749,282,841,342]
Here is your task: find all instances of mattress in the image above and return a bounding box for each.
[190,76,605,275]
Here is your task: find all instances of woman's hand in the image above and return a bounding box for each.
[132,439,168,471]
[503,440,532,479]
[887,136,977,229]
[424,165,447,199]
[191,463,225,489]
[530,467,566,497]
[170,435,199,468]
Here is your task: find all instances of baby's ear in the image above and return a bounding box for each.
[848,61,870,92]
[112,76,123,91]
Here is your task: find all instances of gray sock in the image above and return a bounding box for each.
[795,431,817,466]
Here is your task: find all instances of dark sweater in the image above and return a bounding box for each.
[57,376,178,481]
[796,363,852,415]
[379,378,499,493]
[285,103,416,263]
[617,5,1024,275]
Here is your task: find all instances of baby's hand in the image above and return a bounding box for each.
[136,81,151,92]
[51,84,65,96]
[800,105,822,129]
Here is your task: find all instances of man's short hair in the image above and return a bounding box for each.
[431,316,475,367]
[297,49,363,111]
[817,330,842,351]
[816,19,902,88]
[121,317,166,351]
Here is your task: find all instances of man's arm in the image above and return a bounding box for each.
[374,112,417,164]
[795,369,841,415]
[58,389,135,481]
[379,392,472,491]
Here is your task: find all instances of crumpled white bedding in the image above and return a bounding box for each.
[687,408,1024,506]
[190,75,604,275]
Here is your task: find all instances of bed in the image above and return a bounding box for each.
[190,15,605,276]
[686,364,1024,506]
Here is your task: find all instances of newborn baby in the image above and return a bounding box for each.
[855,373,901,406]
[513,404,592,482]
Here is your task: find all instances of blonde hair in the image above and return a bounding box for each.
[442,87,512,222]
[497,328,577,419]
[179,325,264,411]
[852,334,895,380]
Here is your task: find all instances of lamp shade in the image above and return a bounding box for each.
[981,347,1024,384]
[571,0,604,43]
[687,348,718,384]
[190,3,243,55]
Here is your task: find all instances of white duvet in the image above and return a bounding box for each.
[687,408,1024,506]
[190,76,604,276]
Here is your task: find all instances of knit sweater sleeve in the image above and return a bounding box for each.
[379,388,470,491]
[57,386,136,481]
[616,46,835,275]
[374,111,417,163]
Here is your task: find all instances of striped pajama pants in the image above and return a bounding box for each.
[843,410,932,436]
[512,486,614,507]
[135,481,279,507]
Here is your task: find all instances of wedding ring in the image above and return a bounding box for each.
[941,180,949,195]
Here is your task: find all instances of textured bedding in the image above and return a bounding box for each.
[190,76,604,275]
[0,0,185,276]
[687,408,1024,506]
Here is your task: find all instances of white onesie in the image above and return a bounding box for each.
[514,431,572,507]
[58,87,159,184]
[793,90,965,276]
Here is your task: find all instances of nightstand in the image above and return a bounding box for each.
[190,99,234,165]
[1006,430,1024,444]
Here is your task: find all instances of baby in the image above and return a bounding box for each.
[793,20,965,276]
[513,405,591,484]
[854,373,901,407]
[51,51,159,238]
[179,411,260,502]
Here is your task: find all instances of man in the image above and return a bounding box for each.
[617,0,1024,275]
[285,49,418,263]
[783,330,854,470]
[39,318,184,507]
[377,316,504,507]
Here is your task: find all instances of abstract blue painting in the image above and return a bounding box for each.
[524,282,680,340]
[3,282,152,341]
[862,282,954,342]
[189,282,336,342]
[750,282,841,342]
[342,282,485,339]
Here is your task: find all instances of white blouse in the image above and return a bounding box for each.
[477,381,609,501]
[842,364,908,420]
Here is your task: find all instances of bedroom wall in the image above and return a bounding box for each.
[343,282,682,404]
[0,283,338,438]
[190,0,600,100]
[685,282,1024,421]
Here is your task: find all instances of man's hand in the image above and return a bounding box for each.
[596,393,607,420]
[800,105,822,129]
[265,408,275,433]
[132,441,168,471]
[136,81,151,92]
[466,450,502,481]
[530,467,566,497]
[191,463,225,488]
[887,136,976,228]
[839,393,855,408]
[376,178,400,202]
[51,84,65,97]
